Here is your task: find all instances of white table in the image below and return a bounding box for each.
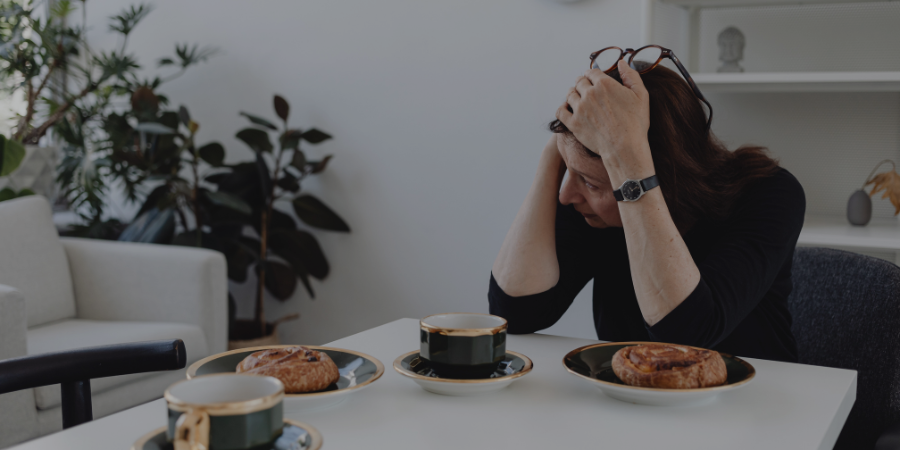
[10,318,856,450]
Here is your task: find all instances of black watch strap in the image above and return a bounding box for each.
[613,175,659,202]
[640,175,659,192]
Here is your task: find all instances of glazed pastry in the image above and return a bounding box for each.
[611,343,727,389]
[236,346,340,393]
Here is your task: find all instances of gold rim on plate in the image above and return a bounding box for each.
[562,341,756,393]
[185,345,385,398]
[392,350,533,384]
[130,419,323,450]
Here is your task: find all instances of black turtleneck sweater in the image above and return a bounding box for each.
[489,168,805,362]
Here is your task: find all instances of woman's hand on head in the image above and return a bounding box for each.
[556,60,653,175]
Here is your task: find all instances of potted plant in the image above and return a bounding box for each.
[21,1,216,236]
[1,1,149,200]
[115,96,350,348]
[0,133,28,200]
[209,95,350,348]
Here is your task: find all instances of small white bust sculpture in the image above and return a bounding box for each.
[717,26,745,73]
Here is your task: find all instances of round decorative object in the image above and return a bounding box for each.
[847,189,872,226]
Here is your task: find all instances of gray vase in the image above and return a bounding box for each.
[847,190,872,226]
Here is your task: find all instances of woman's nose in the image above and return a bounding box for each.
[559,174,582,206]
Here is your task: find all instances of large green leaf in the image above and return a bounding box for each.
[236,128,273,153]
[276,173,300,193]
[300,128,332,144]
[198,142,225,167]
[258,260,297,301]
[310,155,333,174]
[239,112,277,131]
[269,228,329,279]
[0,136,26,176]
[0,187,17,202]
[280,129,302,150]
[204,190,252,215]
[274,95,289,121]
[291,195,350,232]
[222,238,256,282]
[290,149,306,171]
[178,105,191,127]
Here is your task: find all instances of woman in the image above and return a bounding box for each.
[489,48,804,362]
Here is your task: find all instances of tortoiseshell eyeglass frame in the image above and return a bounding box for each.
[590,45,713,132]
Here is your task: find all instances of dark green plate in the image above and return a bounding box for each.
[186,345,384,402]
[131,419,322,450]
[563,342,756,406]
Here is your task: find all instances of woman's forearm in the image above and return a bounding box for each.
[492,138,566,296]
[606,145,701,326]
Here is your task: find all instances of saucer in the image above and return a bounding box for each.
[393,350,533,396]
[563,342,756,406]
[131,419,323,450]
[186,345,384,411]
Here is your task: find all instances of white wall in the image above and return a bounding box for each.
[78,0,644,344]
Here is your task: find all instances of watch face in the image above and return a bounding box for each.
[622,180,642,201]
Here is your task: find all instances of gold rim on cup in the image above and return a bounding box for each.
[420,312,508,337]
[164,373,284,416]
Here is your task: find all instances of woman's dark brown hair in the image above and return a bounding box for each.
[550,64,780,232]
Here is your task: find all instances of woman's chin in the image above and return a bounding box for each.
[583,214,609,228]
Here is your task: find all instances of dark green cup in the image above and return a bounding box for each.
[164,374,284,450]
[420,313,507,379]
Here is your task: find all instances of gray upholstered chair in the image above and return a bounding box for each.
[0,196,227,448]
[789,247,900,449]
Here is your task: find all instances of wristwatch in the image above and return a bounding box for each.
[613,175,659,202]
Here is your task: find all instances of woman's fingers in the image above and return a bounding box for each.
[565,87,580,111]
[556,100,573,124]
[616,59,649,101]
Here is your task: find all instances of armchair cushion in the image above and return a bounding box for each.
[61,237,228,354]
[0,196,76,327]
[26,319,208,410]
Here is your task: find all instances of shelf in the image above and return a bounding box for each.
[659,0,892,7]
[693,71,900,93]
[798,215,900,251]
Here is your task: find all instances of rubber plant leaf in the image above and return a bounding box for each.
[291,194,350,232]
[239,112,278,131]
[274,95,289,121]
[0,135,25,177]
[236,128,273,153]
[198,142,225,167]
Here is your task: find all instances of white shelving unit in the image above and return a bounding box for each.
[659,0,892,6]
[694,71,900,93]
[648,0,900,264]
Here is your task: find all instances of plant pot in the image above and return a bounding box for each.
[228,319,281,350]
[0,145,59,201]
[228,332,281,351]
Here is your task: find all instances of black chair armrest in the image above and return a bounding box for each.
[0,339,186,394]
[877,422,900,450]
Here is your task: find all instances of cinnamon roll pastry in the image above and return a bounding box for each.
[236,346,340,393]
[611,343,727,389]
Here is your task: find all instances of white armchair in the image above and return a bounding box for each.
[0,196,227,448]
